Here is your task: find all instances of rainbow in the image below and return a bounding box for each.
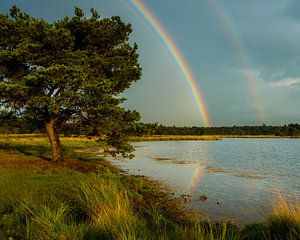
[126,0,212,127]
[208,0,265,122]
[186,1,266,196]
[187,163,205,195]
[126,1,266,197]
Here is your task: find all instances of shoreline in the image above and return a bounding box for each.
[0,135,299,239]
[1,133,299,142]
[129,134,300,141]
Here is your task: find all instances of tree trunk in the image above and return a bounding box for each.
[45,119,64,162]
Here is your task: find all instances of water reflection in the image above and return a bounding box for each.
[111,139,300,223]
[186,141,210,196]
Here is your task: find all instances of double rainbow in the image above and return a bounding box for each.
[126,0,212,127]
[126,0,266,196]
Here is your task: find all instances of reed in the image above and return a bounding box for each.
[74,174,142,239]
[267,193,300,239]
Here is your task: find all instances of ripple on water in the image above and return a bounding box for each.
[112,139,300,223]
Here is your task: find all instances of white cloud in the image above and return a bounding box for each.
[271,77,300,88]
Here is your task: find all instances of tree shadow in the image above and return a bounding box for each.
[0,142,103,163]
[0,143,51,161]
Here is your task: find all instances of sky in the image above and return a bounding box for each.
[1,0,300,126]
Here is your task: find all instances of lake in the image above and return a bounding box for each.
[110,138,300,224]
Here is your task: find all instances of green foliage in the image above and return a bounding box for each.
[0,109,37,134]
[0,6,142,157]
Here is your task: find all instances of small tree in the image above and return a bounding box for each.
[0,6,142,161]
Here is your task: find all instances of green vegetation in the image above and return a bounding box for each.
[0,6,141,161]
[0,4,298,239]
[0,135,299,239]
[3,119,300,139]
[130,123,300,137]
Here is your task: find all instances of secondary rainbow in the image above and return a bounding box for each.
[186,1,267,197]
[126,0,212,127]
[208,0,265,122]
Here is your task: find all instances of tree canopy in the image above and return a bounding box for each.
[0,6,142,161]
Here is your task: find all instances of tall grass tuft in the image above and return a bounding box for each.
[74,173,143,239]
[178,220,241,240]
[1,194,92,240]
[267,193,300,240]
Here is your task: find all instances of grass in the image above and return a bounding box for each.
[130,134,300,141]
[218,135,300,138]
[241,193,300,240]
[267,193,300,239]
[0,134,299,239]
[129,135,221,141]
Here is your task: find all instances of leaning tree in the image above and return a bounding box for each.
[0,6,142,161]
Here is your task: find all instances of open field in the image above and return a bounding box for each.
[0,134,299,239]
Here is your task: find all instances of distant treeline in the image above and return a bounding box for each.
[130,123,300,136]
[0,111,38,134]
[1,110,299,136]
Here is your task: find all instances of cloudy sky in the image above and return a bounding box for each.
[1,0,300,126]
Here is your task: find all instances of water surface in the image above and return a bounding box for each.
[111,138,300,223]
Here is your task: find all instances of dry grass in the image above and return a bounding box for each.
[0,134,100,145]
[0,149,101,173]
[219,135,300,138]
[77,177,141,239]
[266,192,300,239]
[130,134,300,142]
[130,135,221,141]
[271,192,300,222]
[0,134,104,173]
